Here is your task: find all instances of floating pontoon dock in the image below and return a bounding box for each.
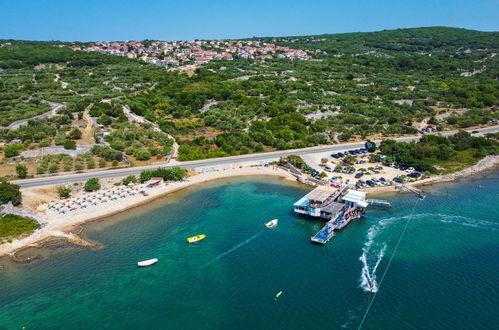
[294,186,388,245]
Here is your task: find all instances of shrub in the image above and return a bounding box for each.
[16,164,28,179]
[57,186,71,198]
[84,178,100,192]
[0,214,40,239]
[87,158,95,169]
[68,128,82,140]
[123,175,137,185]
[48,163,59,173]
[63,140,76,150]
[134,148,151,161]
[4,144,23,157]
[139,167,187,183]
[0,181,22,205]
[91,145,123,161]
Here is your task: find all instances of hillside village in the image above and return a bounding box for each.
[71,38,314,66]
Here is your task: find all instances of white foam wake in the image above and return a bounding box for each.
[360,244,386,293]
[358,219,392,293]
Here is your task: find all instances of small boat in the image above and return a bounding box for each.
[265,219,278,229]
[137,258,158,267]
[275,291,283,299]
[187,235,206,243]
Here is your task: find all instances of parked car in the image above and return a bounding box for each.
[408,172,422,178]
[324,166,332,172]
[355,173,363,179]
[472,130,479,134]
[331,153,340,158]
[405,167,415,172]
[338,152,345,157]
[393,176,405,183]
[366,180,375,186]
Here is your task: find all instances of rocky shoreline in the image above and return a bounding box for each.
[362,155,499,194]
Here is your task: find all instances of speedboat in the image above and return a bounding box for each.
[137,258,158,267]
[187,234,206,243]
[265,219,278,229]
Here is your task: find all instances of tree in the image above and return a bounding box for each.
[84,178,101,192]
[4,144,22,157]
[343,155,357,165]
[0,181,22,206]
[16,164,28,179]
[318,171,328,179]
[57,186,71,198]
[63,140,77,150]
[365,140,377,152]
[139,167,188,183]
[68,128,82,140]
[321,158,328,165]
[134,148,151,161]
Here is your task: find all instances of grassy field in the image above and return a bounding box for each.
[436,149,482,174]
[0,214,41,243]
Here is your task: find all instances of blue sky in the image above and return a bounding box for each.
[1,0,497,41]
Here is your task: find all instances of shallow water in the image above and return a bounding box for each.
[0,173,498,329]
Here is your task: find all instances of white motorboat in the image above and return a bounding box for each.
[265,219,278,229]
[137,258,158,267]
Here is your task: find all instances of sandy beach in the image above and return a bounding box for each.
[0,166,296,257]
[2,154,498,258]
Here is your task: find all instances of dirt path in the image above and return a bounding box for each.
[122,104,179,159]
[79,104,95,145]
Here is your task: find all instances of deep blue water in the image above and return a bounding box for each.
[0,173,498,329]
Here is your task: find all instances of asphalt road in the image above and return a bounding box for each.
[13,125,499,188]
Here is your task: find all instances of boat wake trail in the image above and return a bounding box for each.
[201,230,264,269]
[215,230,264,261]
[359,224,387,293]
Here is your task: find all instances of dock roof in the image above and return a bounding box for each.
[303,186,336,203]
[321,202,345,214]
[342,189,366,203]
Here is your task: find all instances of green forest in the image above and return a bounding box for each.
[1,27,498,169]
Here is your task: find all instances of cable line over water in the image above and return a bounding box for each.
[357,199,420,330]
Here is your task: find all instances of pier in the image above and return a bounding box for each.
[397,185,426,199]
[294,186,372,244]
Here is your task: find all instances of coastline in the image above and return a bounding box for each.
[2,155,498,259]
[361,154,499,195]
[0,166,296,258]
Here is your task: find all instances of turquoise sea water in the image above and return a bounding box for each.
[0,173,498,329]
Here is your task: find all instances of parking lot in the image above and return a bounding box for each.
[300,147,419,187]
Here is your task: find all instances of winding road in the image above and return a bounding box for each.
[12,125,499,188]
